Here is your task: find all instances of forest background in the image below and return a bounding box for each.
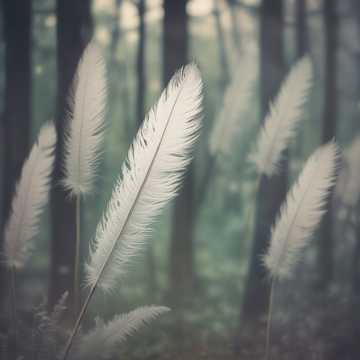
[0,0,360,359]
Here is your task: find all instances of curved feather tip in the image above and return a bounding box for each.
[73,306,170,360]
[63,41,107,197]
[250,56,313,177]
[4,123,57,269]
[263,140,340,280]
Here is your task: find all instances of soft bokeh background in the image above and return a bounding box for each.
[1,0,360,358]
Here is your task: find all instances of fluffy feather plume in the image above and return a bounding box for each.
[4,123,56,269]
[250,56,313,176]
[72,306,169,360]
[63,42,107,196]
[85,64,203,292]
[264,141,339,280]
[209,59,255,156]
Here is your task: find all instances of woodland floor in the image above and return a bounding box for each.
[121,290,360,360]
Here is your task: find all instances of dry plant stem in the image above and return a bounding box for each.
[9,266,18,357]
[242,175,261,242]
[74,195,81,315]
[61,284,96,360]
[265,279,275,360]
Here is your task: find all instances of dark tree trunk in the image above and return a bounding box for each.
[295,0,308,58]
[136,0,146,129]
[227,0,241,54]
[49,0,93,308]
[351,0,360,296]
[213,0,230,90]
[293,0,308,159]
[317,0,337,290]
[1,0,32,232]
[241,0,286,328]
[0,0,32,307]
[163,0,194,302]
[109,0,132,142]
[352,209,360,295]
[110,0,122,58]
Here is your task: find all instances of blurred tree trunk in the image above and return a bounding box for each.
[351,0,360,296]
[352,208,360,295]
[227,0,241,54]
[1,0,32,225]
[0,0,3,214]
[0,0,32,307]
[164,0,195,302]
[295,0,308,58]
[49,0,93,308]
[134,0,157,297]
[193,0,230,216]
[317,0,337,290]
[213,0,229,88]
[136,0,146,129]
[110,0,122,58]
[293,0,308,160]
[109,0,132,142]
[241,0,286,328]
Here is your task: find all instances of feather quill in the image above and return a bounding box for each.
[72,306,169,360]
[85,64,203,292]
[209,59,255,156]
[264,141,339,280]
[63,42,107,196]
[250,56,313,176]
[4,123,57,269]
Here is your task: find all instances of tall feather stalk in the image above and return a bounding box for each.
[62,42,107,314]
[3,122,56,355]
[242,57,313,245]
[263,141,339,360]
[72,306,169,360]
[61,64,203,360]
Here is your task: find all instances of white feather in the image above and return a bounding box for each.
[4,123,57,269]
[85,64,203,292]
[250,56,313,176]
[209,59,255,156]
[264,141,339,280]
[73,306,169,360]
[63,42,107,196]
